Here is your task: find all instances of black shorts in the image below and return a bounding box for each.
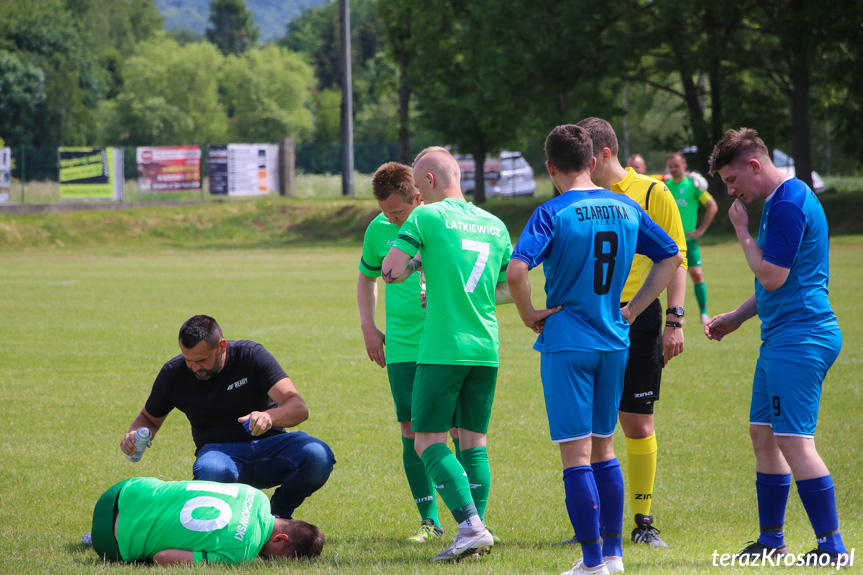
[619,298,663,414]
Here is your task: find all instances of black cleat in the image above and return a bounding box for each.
[736,540,788,561]
[631,514,667,547]
[800,547,851,569]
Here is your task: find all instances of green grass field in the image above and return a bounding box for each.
[0,230,860,573]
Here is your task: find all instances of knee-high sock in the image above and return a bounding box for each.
[755,472,791,548]
[421,443,477,524]
[452,436,462,464]
[564,465,603,568]
[460,446,490,522]
[797,475,846,554]
[402,436,440,526]
[694,282,708,314]
[626,433,657,525]
[593,458,624,558]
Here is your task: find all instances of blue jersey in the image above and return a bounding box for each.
[756,178,838,342]
[512,187,679,352]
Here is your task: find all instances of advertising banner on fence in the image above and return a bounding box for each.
[136,145,202,192]
[0,147,10,202]
[58,147,124,201]
[207,144,279,196]
[207,145,229,195]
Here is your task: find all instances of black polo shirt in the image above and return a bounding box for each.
[145,340,289,452]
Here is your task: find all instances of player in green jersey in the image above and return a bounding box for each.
[357,161,446,543]
[381,147,514,563]
[666,152,718,324]
[89,477,324,565]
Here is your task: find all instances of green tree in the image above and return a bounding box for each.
[101,35,227,145]
[376,0,414,162]
[0,3,113,145]
[0,50,47,146]
[66,0,163,57]
[281,0,387,154]
[205,0,259,56]
[218,44,315,143]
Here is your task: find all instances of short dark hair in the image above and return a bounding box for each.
[708,128,770,175]
[284,519,325,559]
[178,315,222,349]
[544,125,594,174]
[666,151,685,163]
[372,162,417,203]
[576,117,619,156]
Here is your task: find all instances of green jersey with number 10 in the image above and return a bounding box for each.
[116,478,274,565]
[395,199,511,366]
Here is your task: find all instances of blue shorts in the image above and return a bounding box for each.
[750,330,842,437]
[540,349,628,442]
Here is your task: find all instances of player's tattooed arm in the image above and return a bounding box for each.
[406,257,422,274]
[381,268,399,283]
[382,248,418,284]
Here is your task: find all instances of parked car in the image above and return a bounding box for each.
[456,151,536,197]
[772,149,825,193]
[681,146,825,193]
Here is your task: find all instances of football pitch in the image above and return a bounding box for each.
[0,240,860,574]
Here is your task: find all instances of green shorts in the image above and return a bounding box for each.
[91,479,131,561]
[387,362,418,422]
[411,364,497,434]
[686,238,702,268]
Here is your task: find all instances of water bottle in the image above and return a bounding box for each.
[126,427,152,462]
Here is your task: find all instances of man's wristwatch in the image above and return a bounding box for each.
[666,306,685,318]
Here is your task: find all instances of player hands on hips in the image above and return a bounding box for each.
[508,124,681,575]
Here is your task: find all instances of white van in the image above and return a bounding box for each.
[456,151,536,197]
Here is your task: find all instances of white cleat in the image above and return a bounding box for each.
[561,558,610,575]
[430,528,494,563]
[604,555,624,574]
[701,313,710,325]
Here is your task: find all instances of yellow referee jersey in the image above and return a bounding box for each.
[611,167,687,303]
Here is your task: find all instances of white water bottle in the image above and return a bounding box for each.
[126,427,152,462]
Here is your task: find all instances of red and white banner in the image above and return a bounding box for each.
[136,146,202,192]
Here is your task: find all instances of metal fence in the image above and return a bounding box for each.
[0,141,428,205]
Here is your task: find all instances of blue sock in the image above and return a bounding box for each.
[797,475,846,553]
[755,472,791,548]
[563,465,603,568]
[592,458,624,558]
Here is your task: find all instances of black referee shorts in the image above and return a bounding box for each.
[619,298,663,415]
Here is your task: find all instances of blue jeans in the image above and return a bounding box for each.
[192,431,335,518]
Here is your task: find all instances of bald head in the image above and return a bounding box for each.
[413,147,463,203]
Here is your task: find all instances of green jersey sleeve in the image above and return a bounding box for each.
[359,213,388,278]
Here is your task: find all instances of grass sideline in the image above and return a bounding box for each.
[0,239,860,574]
[2,176,863,252]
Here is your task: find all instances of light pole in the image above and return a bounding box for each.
[339,0,354,197]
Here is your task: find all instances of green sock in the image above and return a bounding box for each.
[694,282,708,314]
[460,446,491,522]
[452,437,462,464]
[402,436,439,526]
[421,443,477,523]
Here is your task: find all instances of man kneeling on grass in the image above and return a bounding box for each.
[87,477,324,565]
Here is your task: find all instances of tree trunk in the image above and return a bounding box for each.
[397,23,412,164]
[473,141,487,204]
[788,0,813,188]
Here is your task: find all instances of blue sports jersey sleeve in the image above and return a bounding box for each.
[512,203,555,269]
[761,199,806,269]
